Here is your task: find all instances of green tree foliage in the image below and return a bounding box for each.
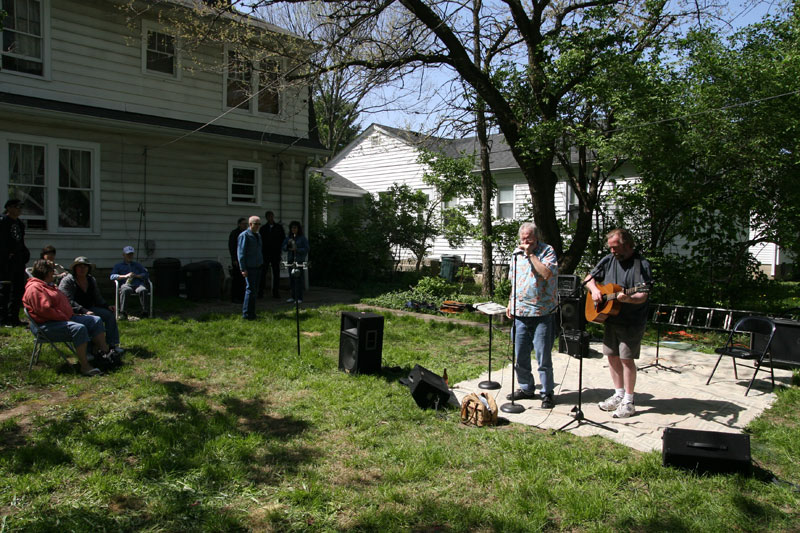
[611,10,800,306]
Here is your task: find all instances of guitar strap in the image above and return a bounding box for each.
[632,257,642,287]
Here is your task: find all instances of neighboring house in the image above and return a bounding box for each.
[319,123,640,264]
[321,124,791,277]
[1,0,326,274]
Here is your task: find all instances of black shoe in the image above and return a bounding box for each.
[506,388,537,401]
[541,394,555,409]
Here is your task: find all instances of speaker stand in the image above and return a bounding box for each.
[501,255,525,414]
[557,332,617,434]
[479,313,501,390]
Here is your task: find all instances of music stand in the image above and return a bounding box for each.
[474,302,506,390]
[638,317,680,373]
[501,254,525,414]
[283,261,309,357]
[557,330,618,434]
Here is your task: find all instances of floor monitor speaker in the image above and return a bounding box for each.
[662,427,751,475]
[339,312,384,374]
[407,364,451,409]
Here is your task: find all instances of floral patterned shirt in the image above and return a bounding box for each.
[508,242,558,317]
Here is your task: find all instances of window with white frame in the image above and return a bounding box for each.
[225,49,282,115]
[566,183,580,225]
[497,185,514,219]
[2,133,100,232]
[1,0,46,76]
[228,161,261,205]
[142,23,178,77]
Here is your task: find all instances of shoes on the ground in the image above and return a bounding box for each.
[127,315,141,322]
[286,298,295,303]
[598,394,623,411]
[297,299,303,304]
[111,346,125,355]
[541,394,555,409]
[506,388,537,401]
[81,367,103,377]
[612,402,635,418]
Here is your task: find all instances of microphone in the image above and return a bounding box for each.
[512,249,526,256]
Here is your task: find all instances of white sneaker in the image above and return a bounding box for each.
[598,394,623,411]
[286,298,295,303]
[612,402,635,418]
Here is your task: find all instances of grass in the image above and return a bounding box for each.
[1,299,799,532]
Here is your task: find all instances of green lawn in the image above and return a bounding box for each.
[1,302,798,532]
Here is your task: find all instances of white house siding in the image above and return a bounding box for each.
[2,108,309,274]
[2,0,309,140]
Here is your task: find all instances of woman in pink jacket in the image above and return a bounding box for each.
[23,259,114,376]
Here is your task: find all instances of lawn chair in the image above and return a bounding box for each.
[706,316,776,396]
[23,308,78,373]
[114,279,154,320]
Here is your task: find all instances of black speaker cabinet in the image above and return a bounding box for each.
[662,428,751,475]
[558,329,589,357]
[408,364,451,409]
[559,297,585,331]
[339,311,384,374]
[752,318,800,369]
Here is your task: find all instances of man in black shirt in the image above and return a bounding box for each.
[228,218,247,303]
[0,199,31,327]
[259,210,285,299]
[584,228,652,418]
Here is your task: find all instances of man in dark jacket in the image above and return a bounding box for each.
[259,210,285,298]
[1,199,31,327]
[228,217,247,303]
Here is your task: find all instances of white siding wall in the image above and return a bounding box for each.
[0,0,311,140]
[7,110,305,272]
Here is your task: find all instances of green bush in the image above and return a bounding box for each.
[414,276,458,299]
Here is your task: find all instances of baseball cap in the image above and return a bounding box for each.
[4,198,23,209]
[123,246,135,254]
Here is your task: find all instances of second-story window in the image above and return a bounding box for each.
[145,30,176,75]
[1,0,44,76]
[226,50,281,115]
[257,59,280,115]
[227,50,252,109]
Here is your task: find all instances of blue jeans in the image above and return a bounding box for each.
[39,314,105,347]
[90,306,119,346]
[243,266,262,319]
[512,314,556,396]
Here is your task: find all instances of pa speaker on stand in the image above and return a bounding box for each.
[339,311,384,374]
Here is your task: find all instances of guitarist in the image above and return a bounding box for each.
[584,228,652,419]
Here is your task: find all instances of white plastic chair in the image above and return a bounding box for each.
[114,279,154,320]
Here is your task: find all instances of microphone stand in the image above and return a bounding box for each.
[556,329,618,434]
[501,252,525,414]
[283,259,309,358]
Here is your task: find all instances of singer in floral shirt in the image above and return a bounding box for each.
[505,222,559,408]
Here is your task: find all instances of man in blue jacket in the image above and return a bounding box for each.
[237,216,263,320]
[110,246,150,319]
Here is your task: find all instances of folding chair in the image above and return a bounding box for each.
[23,308,78,373]
[706,316,776,396]
[114,279,154,321]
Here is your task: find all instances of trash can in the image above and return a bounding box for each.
[200,260,223,299]
[182,260,224,300]
[182,261,209,300]
[440,255,457,282]
[153,257,181,298]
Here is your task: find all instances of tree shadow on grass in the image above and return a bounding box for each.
[2,376,317,530]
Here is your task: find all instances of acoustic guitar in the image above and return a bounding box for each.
[585,282,650,324]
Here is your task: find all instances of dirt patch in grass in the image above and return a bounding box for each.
[0,388,76,426]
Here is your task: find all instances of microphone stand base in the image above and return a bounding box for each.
[478,380,501,390]
[500,402,525,414]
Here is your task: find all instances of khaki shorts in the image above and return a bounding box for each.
[603,322,646,360]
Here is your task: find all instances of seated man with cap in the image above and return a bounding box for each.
[23,259,114,376]
[59,256,122,353]
[110,246,150,319]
